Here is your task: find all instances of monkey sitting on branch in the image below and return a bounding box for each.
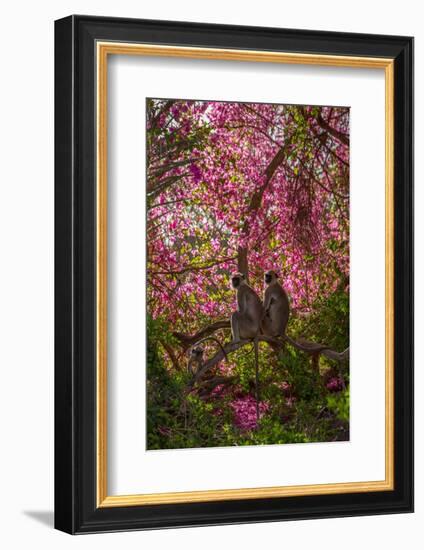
[230,272,264,419]
[261,270,290,338]
[230,272,264,343]
[187,346,204,377]
[187,336,227,377]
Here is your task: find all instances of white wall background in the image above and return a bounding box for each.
[0,0,420,547]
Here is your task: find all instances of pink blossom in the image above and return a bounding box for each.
[230,396,270,431]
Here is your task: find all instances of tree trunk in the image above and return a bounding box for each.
[237,144,288,280]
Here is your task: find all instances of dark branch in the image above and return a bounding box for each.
[183,331,349,387]
[316,114,350,146]
[237,141,291,278]
[284,335,349,362]
[151,256,237,276]
[160,340,181,371]
[173,320,231,350]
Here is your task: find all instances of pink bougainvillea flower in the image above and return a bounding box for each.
[147,98,349,342]
[326,376,345,392]
[230,395,270,431]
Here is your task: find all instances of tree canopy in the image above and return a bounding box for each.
[147,99,349,330]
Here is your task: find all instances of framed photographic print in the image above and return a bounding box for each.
[54,15,414,534]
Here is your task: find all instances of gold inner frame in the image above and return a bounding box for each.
[96,42,395,508]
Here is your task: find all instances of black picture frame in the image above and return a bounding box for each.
[55,15,414,534]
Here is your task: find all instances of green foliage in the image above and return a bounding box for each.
[147,316,232,449]
[291,289,349,353]
[327,389,350,423]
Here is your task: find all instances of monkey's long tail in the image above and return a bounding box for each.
[254,337,260,421]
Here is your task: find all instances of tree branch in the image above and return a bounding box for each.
[316,113,350,146]
[151,256,237,276]
[148,157,197,177]
[284,335,349,362]
[183,330,349,387]
[173,320,231,350]
[160,340,181,370]
[195,375,237,394]
[237,143,289,278]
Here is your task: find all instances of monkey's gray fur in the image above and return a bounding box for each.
[261,270,290,338]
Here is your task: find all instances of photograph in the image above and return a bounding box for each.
[146,98,350,450]
[0,0,418,544]
[51,14,413,534]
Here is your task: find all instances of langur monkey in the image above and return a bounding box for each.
[187,347,204,376]
[187,337,228,378]
[261,270,290,338]
[230,272,264,342]
[230,272,264,419]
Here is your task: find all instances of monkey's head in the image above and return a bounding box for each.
[264,270,279,285]
[231,272,245,289]
[188,346,203,376]
[189,347,203,360]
